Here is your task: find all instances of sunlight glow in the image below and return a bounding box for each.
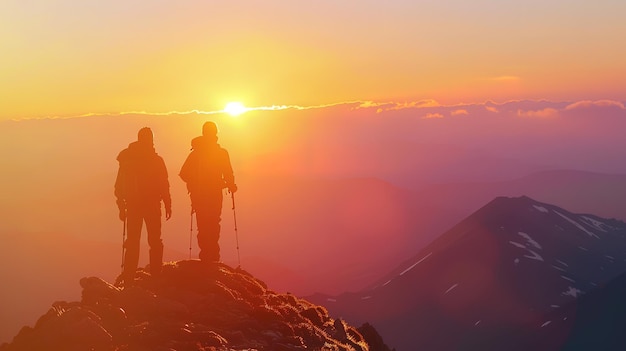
[224,102,247,117]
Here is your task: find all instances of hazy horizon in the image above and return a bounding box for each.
[3,99,626,342]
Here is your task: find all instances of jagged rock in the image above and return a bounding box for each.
[80,276,120,304]
[1,260,390,351]
[7,303,113,351]
[358,323,396,351]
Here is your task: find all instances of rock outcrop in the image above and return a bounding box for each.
[1,260,392,351]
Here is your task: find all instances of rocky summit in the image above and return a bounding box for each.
[1,260,392,351]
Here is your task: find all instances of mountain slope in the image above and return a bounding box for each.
[525,270,626,351]
[311,196,626,350]
[1,261,393,351]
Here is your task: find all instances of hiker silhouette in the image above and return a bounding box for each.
[114,127,172,285]
[180,121,237,263]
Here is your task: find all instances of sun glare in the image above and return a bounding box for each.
[224,102,247,117]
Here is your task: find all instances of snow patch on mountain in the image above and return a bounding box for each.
[444,284,459,295]
[533,205,550,213]
[399,252,432,276]
[509,241,526,249]
[555,211,601,239]
[524,250,544,262]
[581,216,610,232]
[562,286,583,298]
[555,259,569,267]
[517,231,542,249]
[510,232,544,262]
[560,275,576,283]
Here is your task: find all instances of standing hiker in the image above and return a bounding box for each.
[180,121,237,263]
[115,127,172,285]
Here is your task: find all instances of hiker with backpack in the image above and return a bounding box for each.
[115,127,172,285]
[179,121,237,263]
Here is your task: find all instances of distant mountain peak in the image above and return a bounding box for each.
[312,196,626,351]
[484,194,550,210]
[1,261,393,351]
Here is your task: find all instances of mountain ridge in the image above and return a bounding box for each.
[310,195,626,350]
[1,260,393,351]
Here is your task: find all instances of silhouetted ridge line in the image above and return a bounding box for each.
[1,260,393,351]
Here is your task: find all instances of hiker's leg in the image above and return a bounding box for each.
[196,190,223,262]
[145,203,163,275]
[124,206,143,283]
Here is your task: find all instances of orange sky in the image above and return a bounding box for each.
[2,1,626,120]
[4,1,626,344]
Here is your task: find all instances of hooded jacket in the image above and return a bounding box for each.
[179,135,235,195]
[114,141,171,209]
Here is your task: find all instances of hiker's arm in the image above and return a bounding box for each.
[222,149,237,193]
[159,157,172,220]
[114,163,126,221]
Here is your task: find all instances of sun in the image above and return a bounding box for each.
[224,102,247,117]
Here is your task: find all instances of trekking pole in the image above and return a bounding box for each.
[121,213,126,272]
[231,192,241,268]
[189,208,194,260]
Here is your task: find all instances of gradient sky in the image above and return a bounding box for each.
[2,0,626,119]
[3,2,626,342]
